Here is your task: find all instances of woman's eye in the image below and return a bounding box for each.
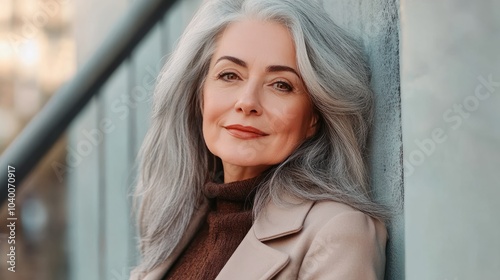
[218,72,239,81]
[274,81,293,92]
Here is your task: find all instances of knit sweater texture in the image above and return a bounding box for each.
[164,176,260,280]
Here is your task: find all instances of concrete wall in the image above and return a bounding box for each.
[401,0,500,279]
[323,1,404,279]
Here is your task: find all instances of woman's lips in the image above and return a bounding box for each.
[224,124,268,139]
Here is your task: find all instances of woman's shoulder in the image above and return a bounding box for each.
[257,197,387,242]
[260,199,388,279]
[304,200,388,244]
[298,200,388,279]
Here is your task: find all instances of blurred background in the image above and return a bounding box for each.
[0,0,74,279]
[0,0,75,154]
[0,0,203,279]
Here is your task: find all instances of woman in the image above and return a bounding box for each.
[131,0,389,279]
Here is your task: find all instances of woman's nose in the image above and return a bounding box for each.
[234,81,263,115]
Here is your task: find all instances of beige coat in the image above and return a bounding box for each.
[131,198,387,280]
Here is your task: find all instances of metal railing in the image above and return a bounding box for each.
[0,0,179,204]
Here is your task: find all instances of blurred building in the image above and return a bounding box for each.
[0,0,75,153]
[0,1,75,280]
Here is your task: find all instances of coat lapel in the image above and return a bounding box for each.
[253,199,315,241]
[215,230,289,280]
[216,199,315,280]
[139,198,315,280]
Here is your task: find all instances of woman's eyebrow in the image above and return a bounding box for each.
[215,55,300,78]
[215,56,247,67]
[266,65,300,78]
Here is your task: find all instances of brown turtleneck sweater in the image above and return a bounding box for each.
[164,176,260,280]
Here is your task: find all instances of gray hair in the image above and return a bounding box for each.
[133,0,390,273]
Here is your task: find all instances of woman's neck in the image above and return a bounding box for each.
[221,162,270,183]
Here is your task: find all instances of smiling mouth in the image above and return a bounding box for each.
[224,124,269,139]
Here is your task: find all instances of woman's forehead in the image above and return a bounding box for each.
[211,19,298,69]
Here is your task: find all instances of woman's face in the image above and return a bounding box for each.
[202,19,317,181]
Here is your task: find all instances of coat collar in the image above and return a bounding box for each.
[215,198,315,280]
[215,228,290,280]
[253,198,315,241]
[137,197,315,280]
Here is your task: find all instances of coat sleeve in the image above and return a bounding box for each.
[297,211,387,280]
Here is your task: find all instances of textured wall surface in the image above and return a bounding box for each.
[401,0,500,279]
[323,1,404,279]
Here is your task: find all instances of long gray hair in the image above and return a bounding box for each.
[134,0,389,273]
